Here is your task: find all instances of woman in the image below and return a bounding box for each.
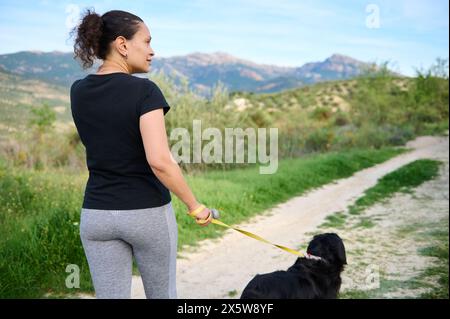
[70,9,212,299]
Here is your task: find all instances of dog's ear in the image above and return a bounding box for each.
[332,234,347,265]
[307,233,346,266]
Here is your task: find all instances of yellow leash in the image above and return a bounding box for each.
[187,205,322,260]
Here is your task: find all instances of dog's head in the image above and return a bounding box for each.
[307,233,347,268]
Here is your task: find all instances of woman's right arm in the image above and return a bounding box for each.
[139,108,212,226]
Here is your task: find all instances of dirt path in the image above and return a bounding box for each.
[336,154,448,298]
[77,133,448,299]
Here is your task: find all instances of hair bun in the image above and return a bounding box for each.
[71,9,144,70]
[72,8,104,69]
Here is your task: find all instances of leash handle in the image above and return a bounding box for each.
[187,205,219,225]
[196,208,220,225]
[210,208,220,219]
[187,204,206,217]
[187,205,220,219]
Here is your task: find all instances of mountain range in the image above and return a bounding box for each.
[0,50,377,97]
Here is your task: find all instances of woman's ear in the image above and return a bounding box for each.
[114,36,128,57]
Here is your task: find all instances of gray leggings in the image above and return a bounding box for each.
[79,201,178,299]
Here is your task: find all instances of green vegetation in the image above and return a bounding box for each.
[0,70,71,136]
[339,219,448,299]
[1,59,448,173]
[348,159,441,215]
[319,211,347,229]
[0,147,404,298]
[317,159,442,234]
[417,224,449,298]
[314,159,447,299]
[0,58,447,298]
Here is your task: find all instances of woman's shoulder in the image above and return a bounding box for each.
[136,77,164,97]
[137,76,158,88]
[70,79,82,96]
[71,78,82,88]
[119,75,160,91]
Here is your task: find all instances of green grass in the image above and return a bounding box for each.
[324,159,446,299]
[341,219,448,299]
[0,146,405,298]
[319,211,347,229]
[353,218,376,229]
[348,159,441,215]
[298,158,446,299]
[268,158,445,280]
[417,223,449,298]
[318,159,442,235]
[340,276,437,299]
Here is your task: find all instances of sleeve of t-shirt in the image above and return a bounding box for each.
[138,79,171,116]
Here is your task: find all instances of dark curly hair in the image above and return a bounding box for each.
[71,9,143,69]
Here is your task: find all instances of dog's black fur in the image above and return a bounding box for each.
[240,233,347,299]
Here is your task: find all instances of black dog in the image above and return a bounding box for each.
[240,233,347,299]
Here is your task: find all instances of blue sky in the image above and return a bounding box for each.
[0,0,448,76]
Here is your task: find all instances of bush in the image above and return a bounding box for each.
[334,111,350,126]
[310,106,333,121]
[304,128,334,152]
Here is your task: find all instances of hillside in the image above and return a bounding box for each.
[0,69,71,137]
[0,51,380,96]
[0,60,447,173]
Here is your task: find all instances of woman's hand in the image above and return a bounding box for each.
[187,204,213,227]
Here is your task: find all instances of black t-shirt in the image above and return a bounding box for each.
[70,72,171,210]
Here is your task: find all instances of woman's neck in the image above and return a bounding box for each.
[96,58,131,75]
